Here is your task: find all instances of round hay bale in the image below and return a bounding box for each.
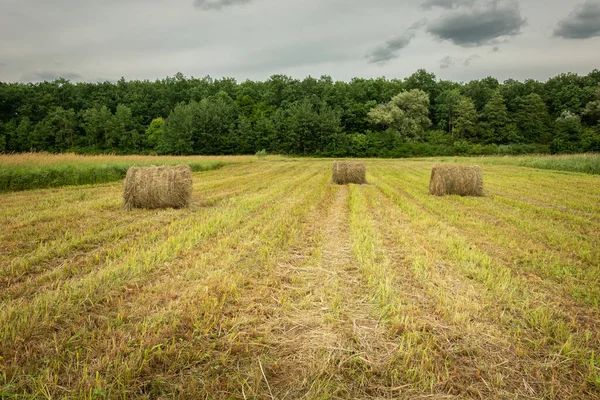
[332,161,366,185]
[429,164,483,196]
[124,164,193,209]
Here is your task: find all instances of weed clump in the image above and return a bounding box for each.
[124,164,193,209]
[332,161,367,185]
[429,164,483,196]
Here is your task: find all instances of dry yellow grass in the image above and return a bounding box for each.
[0,157,599,399]
[0,152,262,166]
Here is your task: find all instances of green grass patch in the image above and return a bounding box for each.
[431,154,600,175]
[0,161,225,193]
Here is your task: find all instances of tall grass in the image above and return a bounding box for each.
[0,160,224,193]
[499,154,600,174]
[431,154,600,175]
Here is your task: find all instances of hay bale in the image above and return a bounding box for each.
[332,161,366,185]
[429,164,483,196]
[124,164,193,209]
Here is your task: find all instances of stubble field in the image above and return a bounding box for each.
[1,156,599,399]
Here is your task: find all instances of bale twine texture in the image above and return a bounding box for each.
[429,164,483,196]
[332,161,367,185]
[124,164,193,209]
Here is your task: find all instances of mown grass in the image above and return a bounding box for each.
[1,158,599,399]
[431,153,600,175]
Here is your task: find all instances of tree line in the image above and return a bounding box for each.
[1,69,599,157]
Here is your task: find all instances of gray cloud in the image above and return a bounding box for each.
[554,1,600,39]
[1,0,599,84]
[421,0,476,10]
[194,0,253,11]
[21,70,82,82]
[440,54,480,68]
[492,45,500,52]
[366,20,427,64]
[427,1,527,46]
[440,56,454,69]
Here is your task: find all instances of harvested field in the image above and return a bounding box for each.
[1,157,599,399]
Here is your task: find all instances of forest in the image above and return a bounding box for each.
[0,69,599,157]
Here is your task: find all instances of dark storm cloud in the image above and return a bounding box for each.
[366,20,427,64]
[421,0,476,10]
[194,0,254,11]
[21,70,82,82]
[553,1,600,39]
[427,1,527,46]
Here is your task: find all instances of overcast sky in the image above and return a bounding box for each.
[0,0,599,84]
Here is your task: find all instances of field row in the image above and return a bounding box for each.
[1,160,599,399]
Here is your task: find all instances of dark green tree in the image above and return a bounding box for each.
[515,94,551,143]
[160,102,195,155]
[434,89,461,138]
[453,96,477,140]
[479,91,509,143]
[113,104,139,152]
[0,122,5,153]
[31,107,77,151]
[81,106,113,149]
[552,111,582,153]
[15,117,33,151]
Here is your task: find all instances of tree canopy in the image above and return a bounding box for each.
[1,69,599,157]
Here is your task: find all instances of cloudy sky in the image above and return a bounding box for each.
[0,0,599,83]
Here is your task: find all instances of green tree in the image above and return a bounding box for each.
[453,96,477,140]
[0,122,5,153]
[160,102,195,155]
[236,115,254,154]
[15,117,33,151]
[514,94,551,143]
[368,89,431,140]
[113,104,139,152]
[278,97,341,155]
[582,88,600,127]
[552,111,582,153]
[434,89,461,137]
[462,77,499,111]
[253,111,277,153]
[3,120,17,152]
[192,92,238,154]
[31,107,77,151]
[581,127,600,152]
[404,69,439,104]
[479,91,509,143]
[145,117,165,150]
[81,106,113,148]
